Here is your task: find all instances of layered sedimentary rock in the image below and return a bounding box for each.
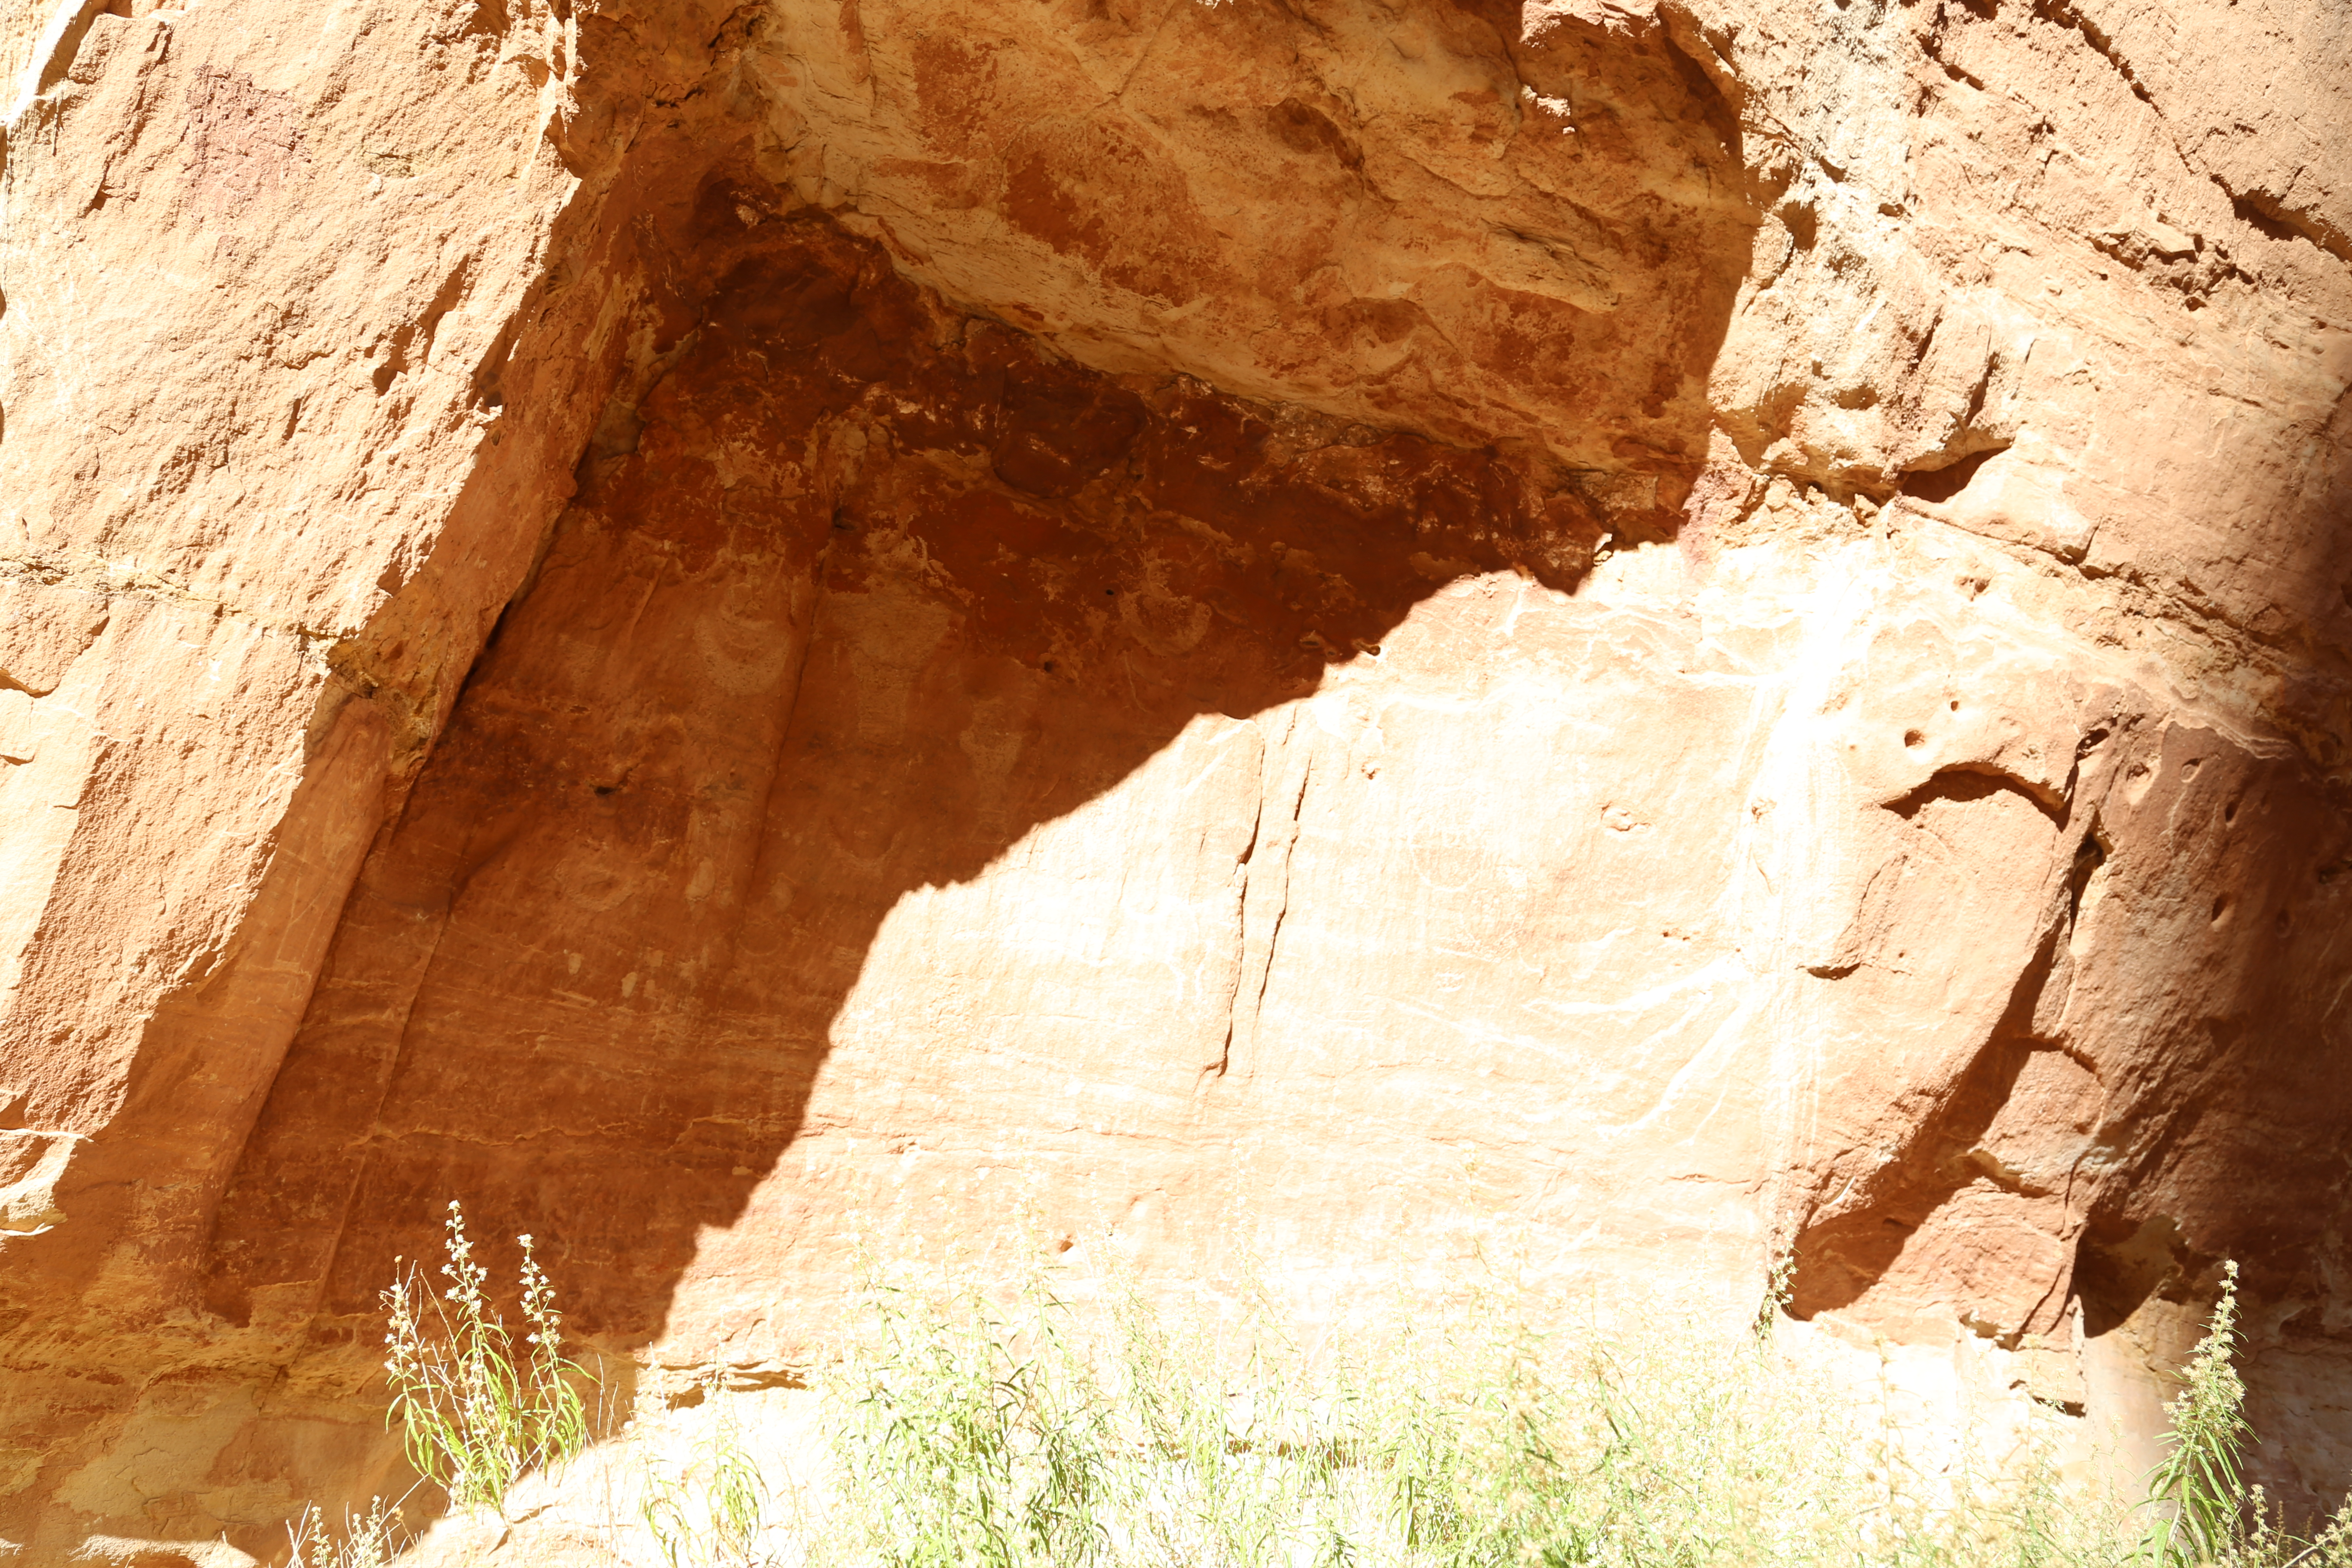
[0,0,2347,1557]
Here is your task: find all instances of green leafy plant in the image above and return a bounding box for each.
[642,1371,777,1568]
[833,1275,1113,1568]
[2143,1261,2251,1567]
[1094,1275,1362,1568]
[381,1199,591,1513]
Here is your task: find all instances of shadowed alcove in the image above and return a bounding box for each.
[199,147,1748,1350]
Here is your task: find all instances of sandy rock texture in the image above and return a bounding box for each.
[0,0,2346,1556]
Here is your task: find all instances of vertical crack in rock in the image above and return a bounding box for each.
[1216,731,1313,1084]
[1209,733,1268,1084]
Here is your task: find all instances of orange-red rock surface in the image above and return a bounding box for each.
[1,0,2348,1556]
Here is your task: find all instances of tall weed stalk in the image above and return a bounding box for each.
[381,1199,591,1513]
[2144,1261,2251,1566]
[283,1497,402,1568]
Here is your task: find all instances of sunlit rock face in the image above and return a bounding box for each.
[0,0,2347,1555]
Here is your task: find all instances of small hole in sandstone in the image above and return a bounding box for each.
[1948,699,1960,711]
[1901,446,2005,504]
[593,784,616,796]
[1041,660,1057,673]
[2210,894,2229,924]
[1903,729,1926,747]
[2223,800,2238,824]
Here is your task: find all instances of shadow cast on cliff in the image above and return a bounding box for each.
[199,199,1710,1337]
[202,198,1740,1364]
[195,11,1760,1484]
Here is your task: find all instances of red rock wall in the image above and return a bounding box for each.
[1,0,2349,1556]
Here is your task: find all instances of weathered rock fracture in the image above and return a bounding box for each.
[0,0,2347,1554]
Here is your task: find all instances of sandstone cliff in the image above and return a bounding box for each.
[0,0,2347,1557]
